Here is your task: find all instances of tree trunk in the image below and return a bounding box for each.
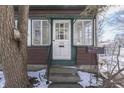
[0,5,30,88]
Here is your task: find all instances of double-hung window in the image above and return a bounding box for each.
[73,19,93,46]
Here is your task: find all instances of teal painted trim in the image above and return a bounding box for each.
[75,46,77,65]
[29,15,94,20]
[47,16,93,19]
[28,16,49,19]
[51,60,75,66]
[51,19,53,45]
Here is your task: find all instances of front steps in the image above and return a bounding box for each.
[48,66,80,83]
[48,83,82,88]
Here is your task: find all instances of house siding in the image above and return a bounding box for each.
[76,47,97,65]
[27,47,48,64]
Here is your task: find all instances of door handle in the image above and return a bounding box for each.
[53,40,55,42]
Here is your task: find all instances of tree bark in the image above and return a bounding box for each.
[0,5,30,88]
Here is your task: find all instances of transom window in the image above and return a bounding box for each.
[73,20,93,46]
[32,20,50,46]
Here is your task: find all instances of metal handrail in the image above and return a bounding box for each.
[46,44,52,84]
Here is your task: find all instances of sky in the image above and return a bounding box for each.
[99,6,124,42]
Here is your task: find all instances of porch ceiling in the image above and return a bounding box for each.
[14,5,87,16]
[14,5,98,18]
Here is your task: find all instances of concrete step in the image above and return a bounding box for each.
[48,83,82,88]
[49,66,77,74]
[48,66,80,83]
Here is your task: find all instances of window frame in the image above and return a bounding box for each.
[73,19,94,46]
[28,19,31,46]
[31,19,51,46]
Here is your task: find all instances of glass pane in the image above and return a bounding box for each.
[84,21,92,45]
[42,27,49,44]
[77,21,82,31]
[60,29,64,39]
[33,29,41,45]
[32,20,41,45]
[42,21,48,27]
[60,34,64,39]
[55,29,59,39]
[73,21,82,45]
[42,20,50,45]
[60,29,64,33]
[65,29,68,40]
[56,23,59,28]
[33,21,41,29]
[60,23,64,28]
[65,23,69,28]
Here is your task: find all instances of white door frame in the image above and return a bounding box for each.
[52,20,71,60]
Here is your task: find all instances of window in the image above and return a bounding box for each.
[32,20,50,46]
[73,20,93,46]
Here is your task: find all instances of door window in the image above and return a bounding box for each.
[55,23,69,40]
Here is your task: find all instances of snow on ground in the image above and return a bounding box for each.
[0,69,102,88]
[0,71,5,88]
[98,47,124,74]
[99,55,124,73]
[0,69,51,88]
[77,71,103,87]
[28,69,51,88]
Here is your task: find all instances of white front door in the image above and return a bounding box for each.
[53,20,71,60]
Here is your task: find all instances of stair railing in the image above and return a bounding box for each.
[46,44,52,84]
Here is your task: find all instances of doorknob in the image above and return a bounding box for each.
[53,40,55,41]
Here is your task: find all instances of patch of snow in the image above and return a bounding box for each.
[98,46,124,75]
[0,71,5,88]
[0,69,51,88]
[28,69,51,88]
[77,71,102,87]
[0,69,103,88]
